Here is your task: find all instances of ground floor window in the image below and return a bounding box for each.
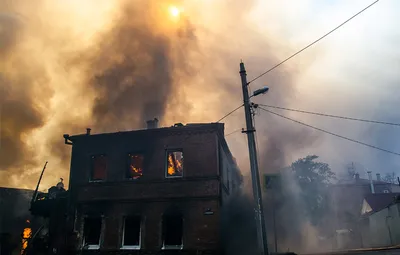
[83,217,102,250]
[121,216,141,249]
[162,212,183,249]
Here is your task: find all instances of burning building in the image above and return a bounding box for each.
[0,188,38,255]
[59,120,242,254]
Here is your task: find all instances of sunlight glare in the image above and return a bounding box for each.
[169,6,181,17]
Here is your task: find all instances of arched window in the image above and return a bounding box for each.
[162,209,183,249]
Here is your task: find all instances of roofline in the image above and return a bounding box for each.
[0,187,35,192]
[66,122,224,142]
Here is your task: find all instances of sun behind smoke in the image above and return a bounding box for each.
[169,5,181,17]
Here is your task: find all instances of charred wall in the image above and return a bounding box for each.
[64,123,241,254]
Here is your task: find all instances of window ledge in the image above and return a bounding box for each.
[162,245,183,250]
[85,245,100,250]
[121,246,140,250]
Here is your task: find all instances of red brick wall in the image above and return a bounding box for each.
[76,179,220,202]
[67,125,226,253]
[69,127,220,186]
[75,200,220,251]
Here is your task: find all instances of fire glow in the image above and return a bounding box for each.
[167,152,183,177]
[128,154,144,179]
[21,221,32,255]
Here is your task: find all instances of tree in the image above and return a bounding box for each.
[382,172,397,184]
[290,155,336,226]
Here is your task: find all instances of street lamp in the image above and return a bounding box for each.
[251,86,270,98]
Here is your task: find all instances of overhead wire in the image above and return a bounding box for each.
[247,0,381,84]
[258,106,400,157]
[216,104,243,123]
[258,104,400,127]
[225,128,243,137]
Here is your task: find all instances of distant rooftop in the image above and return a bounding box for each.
[363,193,400,214]
[337,178,390,185]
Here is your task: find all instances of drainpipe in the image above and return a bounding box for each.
[367,171,375,194]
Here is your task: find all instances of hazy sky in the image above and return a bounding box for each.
[1,0,399,189]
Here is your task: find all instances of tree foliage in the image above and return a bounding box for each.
[290,155,336,226]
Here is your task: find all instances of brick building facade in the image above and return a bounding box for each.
[62,121,242,254]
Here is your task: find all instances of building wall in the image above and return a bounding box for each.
[65,124,241,254]
[69,128,220,186]
[74,199,220,251]
[361,204,400,248]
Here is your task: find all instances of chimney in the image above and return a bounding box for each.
[355,173,360,181]
[146,118,159,129]
[86,128,91,135]
[367,171,375,194]
[376,173,381,182]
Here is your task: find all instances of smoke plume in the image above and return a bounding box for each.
[0,0,302,188]
[2,0,399,253]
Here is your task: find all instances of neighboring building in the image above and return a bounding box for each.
[330,173,400,249]
[360,193,400,248]
[60,120,242,254]
[0,188,36,255]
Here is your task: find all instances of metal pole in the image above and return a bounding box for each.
[31,161,48,205]
[240,62,269,255]
[272,190,278,252]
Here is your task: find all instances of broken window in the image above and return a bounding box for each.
[166,150,183,178]
[121,216,141,249]
[83,217,102,249]
[127,154,144,180]
[91,155,107,181]
[162,212,183,249]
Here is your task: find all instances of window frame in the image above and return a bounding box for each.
[161,212,184,250]
[120,215,142,250]
[82,215,104,250]
[89,154,107,182]
[165,149,184,179]
[126,153,145,180]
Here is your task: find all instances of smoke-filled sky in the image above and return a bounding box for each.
[1,0,399,189]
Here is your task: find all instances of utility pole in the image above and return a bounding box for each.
[240,62,269,255]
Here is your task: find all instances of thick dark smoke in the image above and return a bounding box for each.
[221,190,259,255]
[0,0,200,187]
[0,12,50,172]
[77,2,193,130]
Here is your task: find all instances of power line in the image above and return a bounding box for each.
[258,106,400,157]
[216,104,243,123]
[225,128,243,137]
[248,0,381,84]
[258,104,400,127]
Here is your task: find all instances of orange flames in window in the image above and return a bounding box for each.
[129,154,143,179]
[167,152,183,176]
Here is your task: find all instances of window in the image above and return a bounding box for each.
[127,154,144,179]
[83,217,102,250]
[121,216,141,249]
[91,155,107,181]
[162,212,183,249]
[166,150,183,178]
